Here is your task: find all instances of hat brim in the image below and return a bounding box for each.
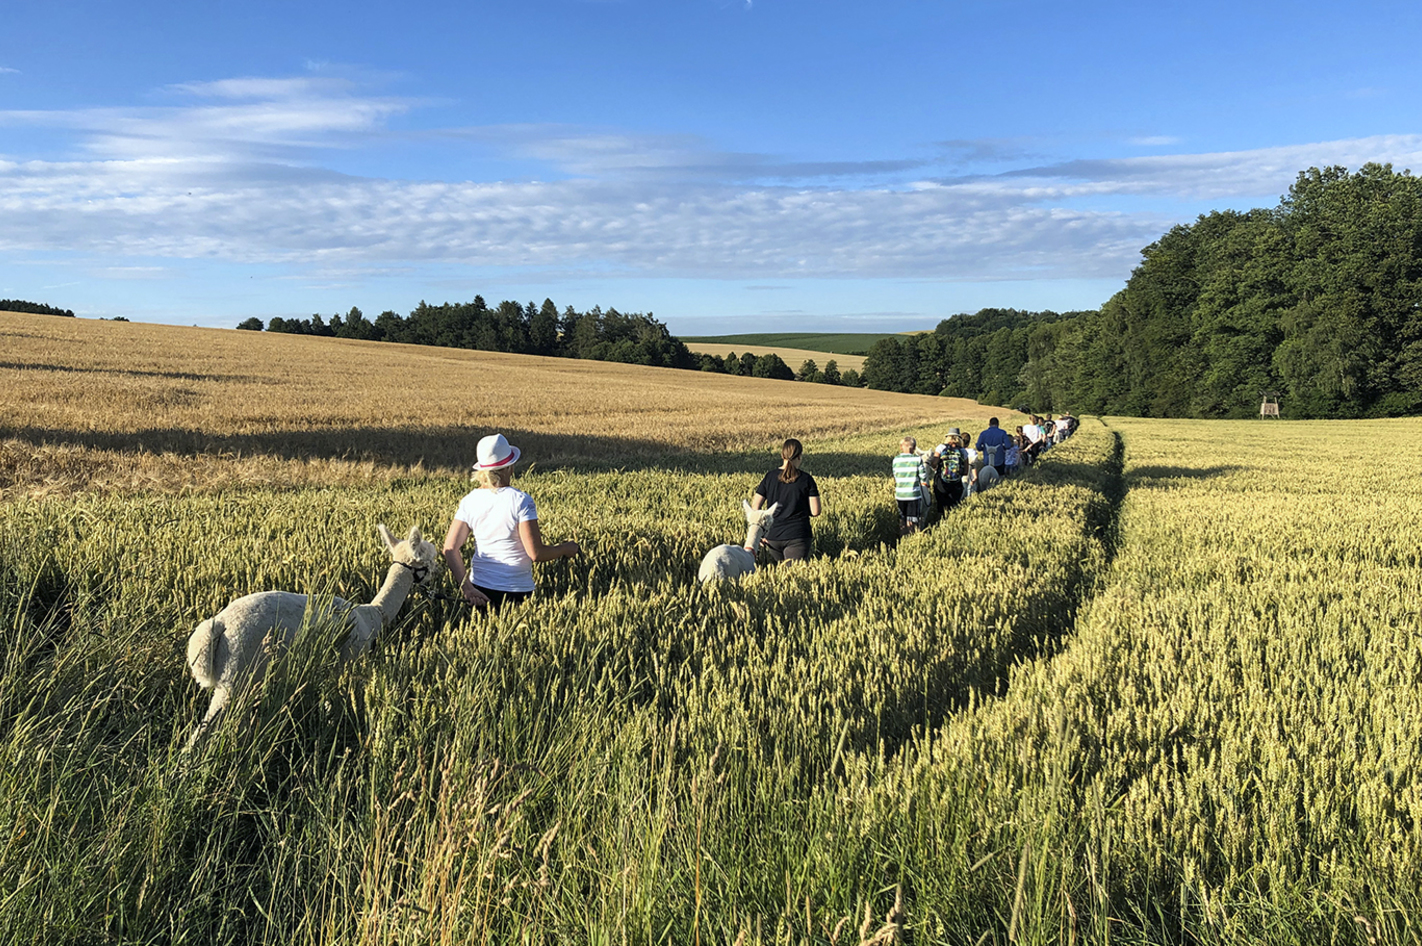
[475,445,521,470]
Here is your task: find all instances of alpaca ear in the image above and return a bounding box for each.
[378,524,397,552]
[407,525,422,545]
[766,502,781,518]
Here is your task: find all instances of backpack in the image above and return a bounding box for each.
[940,447,966,482]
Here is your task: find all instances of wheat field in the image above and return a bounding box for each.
[0,312,994,499]
[1,312,1418,945]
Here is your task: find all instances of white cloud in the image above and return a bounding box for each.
[984,135,1422,200]
[0,77,410,161]
[2,76,1421,284]
[0,157,1171,279]
[1127,135,1181,147]
[0,67,19,75]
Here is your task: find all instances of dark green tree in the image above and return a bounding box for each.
[752,353,794,380]
[863,338,906,391]
[530,299,560,356]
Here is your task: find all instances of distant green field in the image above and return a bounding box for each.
[680,332,915,355]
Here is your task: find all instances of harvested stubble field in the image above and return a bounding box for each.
[1,312,1419,945]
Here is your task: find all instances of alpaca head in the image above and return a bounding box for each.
[742,499,780,527]
[377,523,441,585]
[740,499,780,548]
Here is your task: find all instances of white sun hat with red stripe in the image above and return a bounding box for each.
[474,433,521,470]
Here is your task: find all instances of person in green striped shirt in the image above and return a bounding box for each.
[893,437,930,535]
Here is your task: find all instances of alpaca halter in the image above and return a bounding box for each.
[396,560,431,584]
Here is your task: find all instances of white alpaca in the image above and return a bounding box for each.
[698,500,780,583]
[184,524,439,749]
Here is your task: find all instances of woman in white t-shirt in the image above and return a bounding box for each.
[441,434,579,609]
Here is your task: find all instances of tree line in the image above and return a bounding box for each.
[692,350,864,386]
[238,297,864,385]
[239,298,696,370]
[863,163,1422,418]
[1,300,75,317]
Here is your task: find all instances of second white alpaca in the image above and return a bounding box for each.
[184,524,440,749]
[698,500,780,583]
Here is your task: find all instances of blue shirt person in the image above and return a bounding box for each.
[975,418,1013,473]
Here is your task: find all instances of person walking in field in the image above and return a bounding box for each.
[1023,415,1046,462]
[931,428,969,518]
[751,438,821,562]
[961,433,979,500]
[442,433,579,609]
[893,437,930,535]
[976,417,1012,477]
[1005,433,1024,476]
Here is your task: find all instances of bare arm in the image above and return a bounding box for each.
[751,492,765,511]
[809,496,821,517]
[441,519,489,607]
[518,519,580,562]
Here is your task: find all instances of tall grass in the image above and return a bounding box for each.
[3,417,1418,943]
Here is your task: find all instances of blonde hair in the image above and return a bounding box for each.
[475,466,514,489]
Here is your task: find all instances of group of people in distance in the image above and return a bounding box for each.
[442,415,1075,610]
[893,412,1077,534]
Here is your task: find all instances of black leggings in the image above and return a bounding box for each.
[934,481,964,516]
[473,584,532,609]
[762,538,811,563]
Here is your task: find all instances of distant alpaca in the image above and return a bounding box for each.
[976,462,1001,492]
[698,500,780,582]
[184,524,439,750]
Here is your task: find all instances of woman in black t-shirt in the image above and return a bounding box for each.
[751,438,821,563]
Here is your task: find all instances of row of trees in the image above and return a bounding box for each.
[694,351,864,386]
[239,298,698,371]
[861,309,1085,404]
[863,164,1422,418]
[1,299,74,317]
[239,297,865,386]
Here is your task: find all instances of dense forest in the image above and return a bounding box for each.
[864,164,1422,418]
[1,299,75,317]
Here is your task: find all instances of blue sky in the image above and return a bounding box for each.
[4,0,1422,333]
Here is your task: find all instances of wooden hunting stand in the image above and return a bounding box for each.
[1259,392,1281,419]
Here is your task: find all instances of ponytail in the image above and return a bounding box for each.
[778,438,803,483]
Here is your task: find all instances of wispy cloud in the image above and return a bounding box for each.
[936,137,1044,166]
[0,76,411,161]
[2,76,1421,284]
[0,156,1160,279]
[0,67,19,75]
[984,135,1422,199]
[447,123,929,182]
[1127,135,1181,147]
